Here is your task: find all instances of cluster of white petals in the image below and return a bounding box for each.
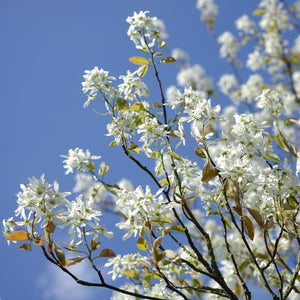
[61,147,101,174]
[126,11,167,51]
[115,185,175,240]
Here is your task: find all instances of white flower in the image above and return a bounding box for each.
[259,0,289,31]
[235,14,256,34]
[217,31,239,61]
[255,89,282,117]
[264,31,283,57]
[137,117,168,151]
[126,11,167,50]
[105,253,150,280]
[180,88,220,140]
[115,185,174,240]
[118,71,149,101]
[292,71,300,97]
[218,73,239,95]
[106,110,137,143]
[293,34,300,52]
[165,85,184,109]
[171,48,189,64]
[196,0,218,20]
[176,64,213,94]
[246,49,265,71]
[61,148,101,174]
[240,74,264,104]
[82,67,119,108]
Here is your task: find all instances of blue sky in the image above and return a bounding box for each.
[0,1,260,299]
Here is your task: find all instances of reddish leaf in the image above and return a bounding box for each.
[54,243,66,266]
[5,231,30,241]
[91,240,101,251]
[242,216,255,240]
[65,257,85,266]
[233,205,243,216]
[201,160,218,183]
[45,221,56,233]
[245,207,264,229]
[19,243,32,251]
[33,237,44,246]
[99,248,116,257]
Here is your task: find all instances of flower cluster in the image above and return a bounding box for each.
[61,147,101,174]
[115,185,175,240]
[126,11,167,51]
[3,171,113,246]
[82,66,119,108]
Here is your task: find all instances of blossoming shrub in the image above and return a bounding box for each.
[4,1,300,299]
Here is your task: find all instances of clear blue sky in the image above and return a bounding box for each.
[0,1,259,299]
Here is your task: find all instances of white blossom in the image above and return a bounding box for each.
[118,70,149,101]
[61,148,101,174]
[126,11,167,51]
[196,0,218,20]
[246,49,265,71]
[217,31,239,61]
[235,14,256,34]
[82,67,119,108]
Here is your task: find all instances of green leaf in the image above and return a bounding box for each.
[123,271,140,280]
[201,160,218,183]
[142,274,153,289]
[281,118,298,127]
[153,52,164,57]
[287,194,298,208]
[170,225,185,232]
[158,178,169,186]
[152,102,162,108]
[149,151,159,159]
[159,41,167,49]
[265,152,281,163]
[160,56,176,64]
[137,64,148,77]
[195,147,206,158]
[128,142,140,154]
[54,243,66,266]
[129,56,149,65]
[241,36,250,45]
[140,225,146,237]
[291,54,299,65]
[153,249,166,263]
[253,9,265,16]
[6,231,30,241]
[137,237,149,251]
[242,216,255,241]
[116,97,129,112]
[223,216,232,230]
[99,248,116,257]
[98,161,109,176]
[275,133,290,152]
[153,236,163,249]
[109,141,121,147]
[168,151,183,161]
[130,102,144,112]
